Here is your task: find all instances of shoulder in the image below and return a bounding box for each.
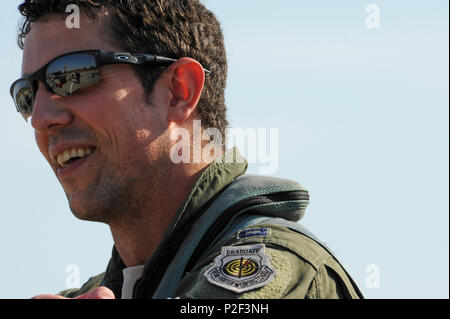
[175,223,362,299]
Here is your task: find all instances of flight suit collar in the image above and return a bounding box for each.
[102,147,248,298]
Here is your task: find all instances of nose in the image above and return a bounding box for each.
[31,82,72,133]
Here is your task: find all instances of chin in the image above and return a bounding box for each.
[68,198,106,223]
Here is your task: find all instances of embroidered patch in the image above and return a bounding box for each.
[204,244,277,293]
[237,228,271,239]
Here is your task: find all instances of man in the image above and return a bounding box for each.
[11,0,363,299]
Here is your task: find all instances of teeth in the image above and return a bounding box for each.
[77,149,85,157]
[62,150,71,163]
[57,148,94,168]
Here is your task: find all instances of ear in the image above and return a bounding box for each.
[166,57,206,123]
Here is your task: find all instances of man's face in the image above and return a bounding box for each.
[22,14,170,222]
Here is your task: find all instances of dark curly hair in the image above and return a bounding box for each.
[17,0,228,140]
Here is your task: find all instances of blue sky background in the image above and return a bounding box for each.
[0,0,448,299]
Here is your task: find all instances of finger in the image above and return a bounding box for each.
[74,287,115,299]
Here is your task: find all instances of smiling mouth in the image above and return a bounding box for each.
[56,147,96,168]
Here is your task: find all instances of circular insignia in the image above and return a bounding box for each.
[222,257,260,278]
[205,244,277,293]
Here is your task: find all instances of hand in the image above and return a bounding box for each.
[32,287,115,299]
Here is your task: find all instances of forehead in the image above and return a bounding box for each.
[22,13,118,76]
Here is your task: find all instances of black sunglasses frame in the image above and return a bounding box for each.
[10,49,211,121]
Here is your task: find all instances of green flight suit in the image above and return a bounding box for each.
[59,148,362,299]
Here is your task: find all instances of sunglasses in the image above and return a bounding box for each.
[10,49,210,121]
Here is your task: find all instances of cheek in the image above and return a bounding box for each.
[113,88,131,102]
[35,132,51,163]
[136,129,152,142]
[68,89,123,140]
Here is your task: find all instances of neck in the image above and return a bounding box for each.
[108,163,206,268]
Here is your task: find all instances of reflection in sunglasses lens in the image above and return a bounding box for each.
[46,54,101,97]
[14,80,34,118]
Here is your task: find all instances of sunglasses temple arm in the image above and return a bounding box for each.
[151,55,211,74]
[150,55,177,66]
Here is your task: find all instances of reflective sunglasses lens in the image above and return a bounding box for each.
[46,53,101,97]
[13,80,35,120]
